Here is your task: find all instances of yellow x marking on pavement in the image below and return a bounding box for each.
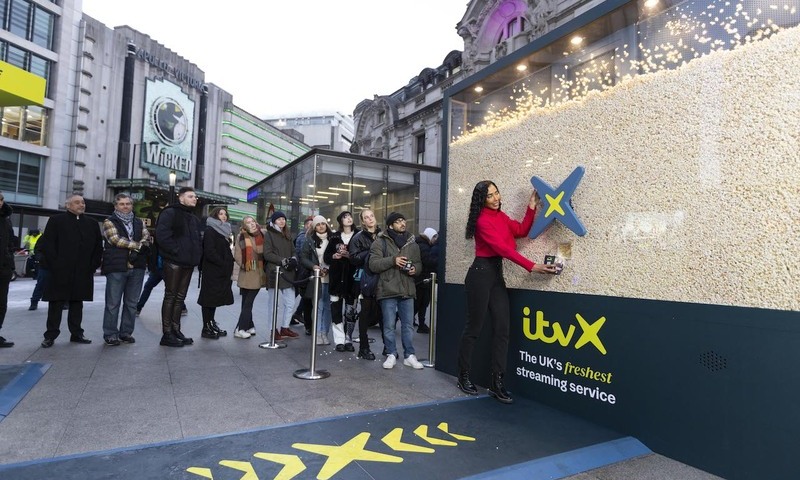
[293,432,402,480]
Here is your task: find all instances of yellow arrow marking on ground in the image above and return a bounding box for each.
[438,422,476,441]
[545,191,566,217]
[293,432,403,480]
[413,425,458,446]
[381,428,436,453]
[218,460,258,479]
[253,452,307,480]
[186,467,213,478]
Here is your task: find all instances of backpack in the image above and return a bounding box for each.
[359,238,386,298]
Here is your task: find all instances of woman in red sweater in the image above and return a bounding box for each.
[457,180,557,403]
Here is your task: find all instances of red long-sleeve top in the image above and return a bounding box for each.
[474,206,536,272]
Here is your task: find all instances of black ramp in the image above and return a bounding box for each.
[0,396,646,479]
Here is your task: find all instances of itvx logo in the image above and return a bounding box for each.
[529,166,587,239]
[521,307,607,355]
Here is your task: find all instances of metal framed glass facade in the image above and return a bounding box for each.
[248,149,440,236]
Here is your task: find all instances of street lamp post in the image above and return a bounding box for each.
[168,171,176,205]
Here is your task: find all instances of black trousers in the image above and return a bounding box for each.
[414,280,432,326]
[236,288,259,331]
[358,295,384,347]
[44,301,84,340]
[0,268,10,330]
[457,257,510,375]
[161,262,193,334]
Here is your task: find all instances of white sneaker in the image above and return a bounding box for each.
[316,333,325,345]
[383,354,397,369]
[246,328,256,335]
[322,333,330,345]
[234,330,251,339]
[403,354,424,370]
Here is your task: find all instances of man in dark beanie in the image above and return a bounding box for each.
[369,212,423,370]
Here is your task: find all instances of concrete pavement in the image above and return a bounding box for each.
[0,274,722,479]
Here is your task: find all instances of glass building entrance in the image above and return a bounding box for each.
[247,149,440,236]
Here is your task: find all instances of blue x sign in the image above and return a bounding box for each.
[529,166,587,239]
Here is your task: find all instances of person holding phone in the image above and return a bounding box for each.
[456,181,557,403]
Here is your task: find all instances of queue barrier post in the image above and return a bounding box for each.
[259,266,288,350]
[421,272,437,368]
[294,269,330,380]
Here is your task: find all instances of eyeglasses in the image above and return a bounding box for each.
[393,218,406,224]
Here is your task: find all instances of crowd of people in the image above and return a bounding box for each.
[0,179,554,404]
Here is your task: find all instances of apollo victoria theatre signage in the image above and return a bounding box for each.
[140,78,195,182]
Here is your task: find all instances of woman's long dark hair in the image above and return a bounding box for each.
[465,180,497,239]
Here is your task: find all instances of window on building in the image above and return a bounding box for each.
[0,146,42,196]
[2,0,55,50]
[31,6,54,49]
[377,110,386,124]
[496,16,527,44]
[7,0,30,38]
[415,133,425,164]
[1,106,48,145]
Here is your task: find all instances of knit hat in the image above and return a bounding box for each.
[312,215,328,229]
[336,211,353,225]
[270,211,286,223]
[423,228,437,239]
[385,212,405,227]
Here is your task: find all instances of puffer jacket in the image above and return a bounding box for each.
[263,225,296,290]
[348,227,381,269]
[368,230,421,301]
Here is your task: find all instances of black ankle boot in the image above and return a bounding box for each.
[457,371,478,395]
[201,323,219,339]
[211,321,227,336]
[489,372,513,404]
[160,333,184,347]
[173,328,194,345]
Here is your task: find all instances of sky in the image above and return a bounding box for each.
[80,0,468,119]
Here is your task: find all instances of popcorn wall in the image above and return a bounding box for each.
[446,25,800,311]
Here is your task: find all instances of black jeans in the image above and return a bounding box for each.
[44,301,84,340]
[358,295,383,347]
[415,280,432,326]
[457,257,510,375]
[237,288,259,331]
[161,261,193,334]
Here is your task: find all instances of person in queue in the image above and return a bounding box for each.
[324,211,359,352]
[233,215,266,339]
[456,180,557,404]
[155,187,202,347]
[348,209,383,360]
[39,195,103,348]
[414,227,439,334]
[0,192,15,347]
[299,215,333,345]
[197,207,233,339]
[368,212,424,370]
[263,211,298,341]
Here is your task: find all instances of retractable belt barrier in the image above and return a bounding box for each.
[259,267,287,350]
[421,272,437,368]
[294,269,330,380]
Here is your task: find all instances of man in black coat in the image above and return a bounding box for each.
[39,195,103,348]
[155,187,202,347]
[0,192,16,348]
